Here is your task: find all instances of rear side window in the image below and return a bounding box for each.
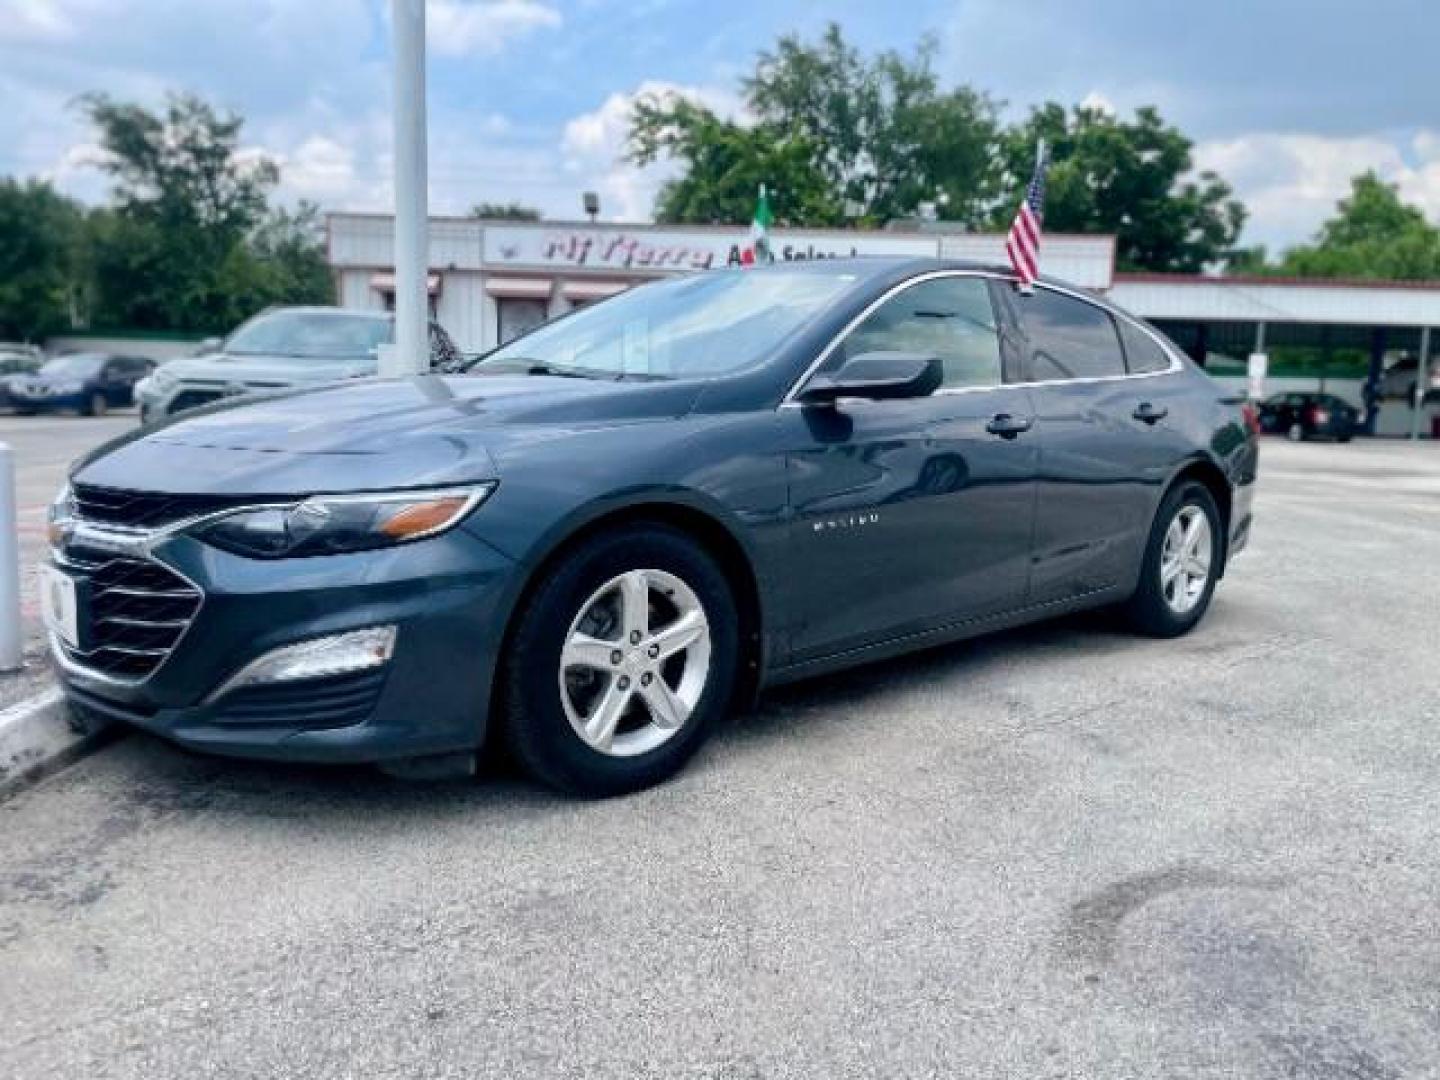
[1118,320,1174,374]
[1016,288,1125,380]
[838,277,1002,390]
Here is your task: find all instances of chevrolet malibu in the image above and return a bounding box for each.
[46,259,1257,796]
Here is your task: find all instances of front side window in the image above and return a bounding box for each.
[834,276,1002,391]
[1017,288,1126,380]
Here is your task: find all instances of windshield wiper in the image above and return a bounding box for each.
[478,359,610,380]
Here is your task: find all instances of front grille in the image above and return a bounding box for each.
[211,669,388,729]
[55,550,203,681]
[169,389,225,414]
[72,483,252,529]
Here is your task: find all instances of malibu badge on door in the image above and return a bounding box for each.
[40,565,80,648]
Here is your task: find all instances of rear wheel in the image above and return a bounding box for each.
[1124,481,1221,638]
[500,525,739,796]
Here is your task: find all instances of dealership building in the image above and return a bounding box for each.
[327,212,1440,437]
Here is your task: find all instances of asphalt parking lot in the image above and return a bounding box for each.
[1,429,1438,1078]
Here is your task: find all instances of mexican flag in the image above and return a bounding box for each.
[749,184,774,264]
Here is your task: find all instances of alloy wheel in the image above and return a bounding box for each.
[558,568,712,757]
[1159,505,1212,615]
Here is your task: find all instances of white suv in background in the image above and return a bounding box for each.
[135,307,464,424]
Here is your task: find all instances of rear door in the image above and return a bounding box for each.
[1000,284,1191,605]
[781,273,1039,662]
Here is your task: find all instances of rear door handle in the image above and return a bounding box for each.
[1133,402,1168,425]
[986,413,1034,439]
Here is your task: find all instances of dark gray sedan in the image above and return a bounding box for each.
[47,259,1257,795]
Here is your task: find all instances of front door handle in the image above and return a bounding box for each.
[986,413,1034,439]
[1133,402,1169,425]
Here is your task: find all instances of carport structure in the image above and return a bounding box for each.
[1109,274,1440,438]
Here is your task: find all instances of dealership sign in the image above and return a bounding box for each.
[483,225,938,272]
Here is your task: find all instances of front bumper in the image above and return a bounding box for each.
[51,528,518,764]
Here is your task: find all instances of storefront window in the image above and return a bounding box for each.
[498,298,549,344]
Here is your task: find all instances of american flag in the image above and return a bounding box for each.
[1005,141,1049,287]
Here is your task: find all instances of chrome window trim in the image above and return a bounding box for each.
[779,270,1183,408]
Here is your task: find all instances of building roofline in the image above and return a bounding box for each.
[1114,272,1440,293]
[323,209,1114,245]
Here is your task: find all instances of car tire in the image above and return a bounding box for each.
[1338,433,1354,443]
[499,524,739,797]
[1123,481,1222,639]
[84,392,108,417]
[1286,422,1304,442]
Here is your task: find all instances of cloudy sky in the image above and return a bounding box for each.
[1,0,1435,251]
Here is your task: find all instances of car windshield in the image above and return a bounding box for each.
[225,311,393,359]
[39,354,104,378]
[476,269,855,380]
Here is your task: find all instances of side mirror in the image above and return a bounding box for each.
[195,337,223,355]
[799,351,943,405]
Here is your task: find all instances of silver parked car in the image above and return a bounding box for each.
[135,307,463,424]
[1381,354,1440,403]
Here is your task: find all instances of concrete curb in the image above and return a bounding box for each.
[0,687,112,799]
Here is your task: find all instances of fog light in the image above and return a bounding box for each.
[211,626,397,700]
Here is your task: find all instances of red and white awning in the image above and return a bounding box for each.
[370,272,442,295]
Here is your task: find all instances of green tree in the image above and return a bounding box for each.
[1279,172,1440,280]
[469,202,542,221]
[0,178,87,340]
[996,103,1245,272]
[629,95,842,225]
[628,23,1001,227]
[745,24,1001,225]
[79,92,284,332]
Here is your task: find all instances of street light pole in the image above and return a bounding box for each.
[389,0,428,377]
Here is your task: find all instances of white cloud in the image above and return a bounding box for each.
[1078,90,1116,115]
[427,0,561,57]
[559,80,744,220]
[1194,131,1440,250]
[0,0,77,42]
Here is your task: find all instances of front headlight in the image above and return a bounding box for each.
[54,381,83,395]
[193,484,496,559]
[47,482,75,547]
[149,368,177,393]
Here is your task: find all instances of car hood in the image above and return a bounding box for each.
[73,373,704,495]
[159,352,375,385]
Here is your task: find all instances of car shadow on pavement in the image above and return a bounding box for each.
[55,604,1147,831]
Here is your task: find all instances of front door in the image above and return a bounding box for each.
[781,274,1039,662]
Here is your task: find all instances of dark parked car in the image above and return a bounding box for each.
[135,306,465,424]
[1256,391,1358,441]
[45,260,1257,795]
[10,352,154,416]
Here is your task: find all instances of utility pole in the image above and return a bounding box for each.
[389,0,429,377]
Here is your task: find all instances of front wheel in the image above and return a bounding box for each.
[1124,481,1222,638]
[500,525,739,796]
[1286,422,1304,442]
[84,392,108,417]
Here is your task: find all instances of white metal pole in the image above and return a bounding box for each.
[389,0,429,377]
[0,444,22,671]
